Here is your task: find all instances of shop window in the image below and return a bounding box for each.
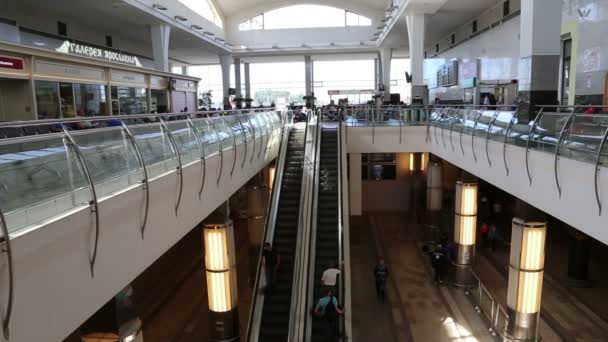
[57,21,67,36]
[35,81,60,119]
[111,86,148,115]
[151,89,169,113]
[503,0,510,17]
[59,83,75,118]
[74,84,107,116]
[106,35,113,47]
[361,153,397,180]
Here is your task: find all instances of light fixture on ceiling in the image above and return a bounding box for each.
[377,24,387,30]
[152,4,167,10]
[374,32,382,36]
[240,45,247,49]
[272,44,279,49]
[204,31,215,36]
[360,42,366,46]
[370,37,379,41]
[224,42,234,47]
[329,42,336,47]
[386,5,398,12]
[381,16,393,23]
[191,24,202,30]
[215,37,225,42]
[301,43,309,48]
[175,15,187,21]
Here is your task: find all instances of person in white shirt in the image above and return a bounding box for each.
[321,261,342,294]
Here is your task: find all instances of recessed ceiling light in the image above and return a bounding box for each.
[381,16,393,22]
[175,15,187,21]
[215,37,225,42]
[374,32,382,36]
[360,42,365,46]
[272,45,279,49]
[240,45,247,49]
[204,31,215,36]
[224,42,234,47]
[33,41,46,46]
[386,5,398,12]
[370,37,379,41]
[191,25,202,30]
[377,24,387,30]
[301,43,309,48]
[329,42,336,46]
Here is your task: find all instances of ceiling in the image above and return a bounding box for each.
[425,0,499,43]
[215,0,390,17]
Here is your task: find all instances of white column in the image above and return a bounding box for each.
[234,57,242,98]
[244,62,251,100]
[379,48,392,102]
[406,14,427,104]
[374,58,379,91]
[518,0,562,121]
[219,54,232,108]
[349,153,362,216]
[150,23,171,72]
[305,55,313,97]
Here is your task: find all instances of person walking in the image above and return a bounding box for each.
[321,261,341,295]
[262,242,280,295]
[488,224,498,252]
[314,289,344,342]
[374,259,389,303]
[431,246,446,284]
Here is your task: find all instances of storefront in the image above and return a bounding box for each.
[171,78,197,112]
[0,41,199,121]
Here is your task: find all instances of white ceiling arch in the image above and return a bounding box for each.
[222,0,388,24]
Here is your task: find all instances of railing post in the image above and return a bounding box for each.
[186,118,206,199]
[594,127,608,215]
[525,107,546,186]
[554,109,577,198]
[158,117,183,216]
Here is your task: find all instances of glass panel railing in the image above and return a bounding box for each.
[562,114,608,163]
[164,121,199,166]
[224,115,244,146]
[530,112,569,153]
[70,127,142,199]
[191,117,219,157]
[238,113,254,141]
[0,135,91,232]
[212,117,233,152]
[128,123,178,179]
[488,111,515,142]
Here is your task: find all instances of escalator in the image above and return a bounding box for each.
[256,125,306,341]
[310,127,341,341]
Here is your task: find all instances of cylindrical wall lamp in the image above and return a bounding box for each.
[204,222,240,341]
[426,161,442,211]
[505,219,546,341]
[453,181,478,286]
[420,152,427,172]
[409,153,415,173]
[268,165,276,191]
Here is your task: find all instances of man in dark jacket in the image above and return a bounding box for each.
[374,259,389,303]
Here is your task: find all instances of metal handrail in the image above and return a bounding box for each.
[244,114,256,164]
[185,118,206,199]
[208,116,224,186]
[120,121,150,239]
[485,110,501,167]
[525,108,545,185]
[0,108,277,128]
[221,116,238,178]
[595,128,608,215]
[467,271,510,338]
[245,115,290,342]
[61,126,100,278]
[0,207,14,340]
[502,109,520,176]
[235,115,248,169]
[158,117,183,216]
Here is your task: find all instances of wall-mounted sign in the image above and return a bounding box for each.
[328,89,375,95]
[35,60,105,83]
[0,56,24,70]
[111,70,146,86]
[172,79,197,92]
[55,40,142,67]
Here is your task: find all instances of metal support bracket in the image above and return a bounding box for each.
[595,127,608,215]
[502,110,519,176]
[485,111,501,167]
[221,116,238,178]
[120,121,150,239]
[245,113,256,164]
[254,114,265,160]
[0,208,14,340]
[459,109,467,155]
[235,115,248,169]
[554,109,577,198]
[525,108,545,186]
[62,127,100,277]
[158,118,183,216]
[186,118,206,199]
[471,110,484,163]
[208,116,224,186]
[449,108,458,152]
[441,108,448,149]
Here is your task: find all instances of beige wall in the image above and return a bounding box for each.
[361,153,414,212]
[0,79,35,121]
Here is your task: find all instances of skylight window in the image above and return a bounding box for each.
[178,0,223,28]
[239,5,372,31]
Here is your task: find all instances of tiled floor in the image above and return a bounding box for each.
[351,213,496,342]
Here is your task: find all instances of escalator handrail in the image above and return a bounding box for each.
[303,118,323,341]
[245,111,291,342]
[287,111,321,341]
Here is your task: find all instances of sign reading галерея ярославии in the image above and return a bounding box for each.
[55,41,143,67]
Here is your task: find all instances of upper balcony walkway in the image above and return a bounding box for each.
[0,109,283,342]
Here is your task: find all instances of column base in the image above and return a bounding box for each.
[504,307,540,342]
[210,309,240,342]
[452,263,474,287]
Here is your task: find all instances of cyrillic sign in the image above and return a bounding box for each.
[56,41,142,67]
[0,56,24,70]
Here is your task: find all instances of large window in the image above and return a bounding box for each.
[239,5,371,31]
[111,86,148,115]
[313,60,375,105]
[188,65,224,110]
[178,0,223,28]
[391,58,411,104]
[250,62,305,107]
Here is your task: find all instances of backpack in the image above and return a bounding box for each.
[324,296,338,321]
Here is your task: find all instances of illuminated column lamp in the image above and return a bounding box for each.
[268,164,276,191]
[420,152,427,172]
[453,181,478,286]
[204,223,240,341]
[505,219,547,342]
[409,153,416,174]
[426,162,442,211]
